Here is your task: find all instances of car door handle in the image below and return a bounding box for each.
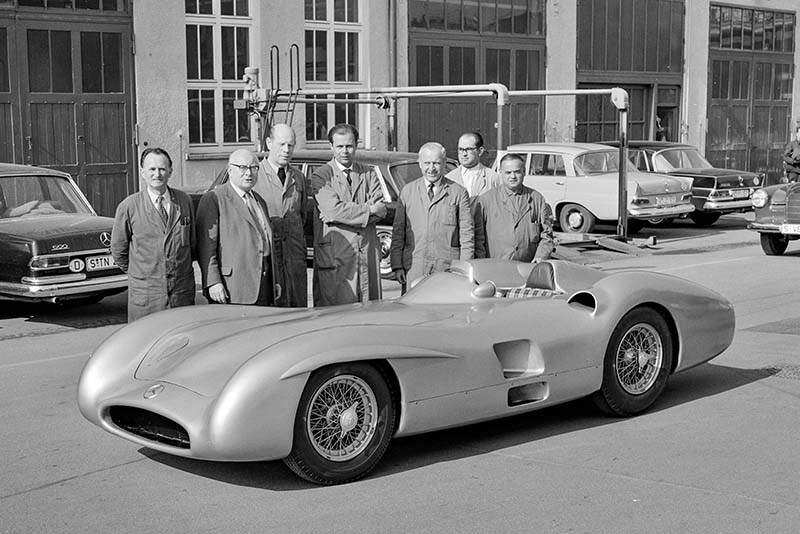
[555,181,565,185]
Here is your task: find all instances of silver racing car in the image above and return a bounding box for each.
[78,259,735,485]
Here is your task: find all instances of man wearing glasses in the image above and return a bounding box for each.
[197,149,278,306]
[446,131,500,202]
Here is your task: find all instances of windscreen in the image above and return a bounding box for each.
[0,175,92,219]
[652,148,713,171]
[573,150,637,176]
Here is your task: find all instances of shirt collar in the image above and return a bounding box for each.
[334,160,352,173]
[425,177,443,189]
[503,185,524,196]
[266,158,284,176]
[147,187,170,204]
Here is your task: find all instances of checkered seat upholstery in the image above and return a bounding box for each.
[504,287,561,299]
[501,261,563,299]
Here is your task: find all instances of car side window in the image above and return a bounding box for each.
[629,150,649,171]
[534,154,565,176]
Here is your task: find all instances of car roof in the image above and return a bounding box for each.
[505,142,614,154]
[602,141,696,150]
[0,163,73,178]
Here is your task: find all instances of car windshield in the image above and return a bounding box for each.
[652,148,713,171]
[573,151,637,175]
[0,174,92,220]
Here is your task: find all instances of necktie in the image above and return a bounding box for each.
[427,181,435,201]
[156,194,168,225]
[278,167,286,185]
[343,168,352,187]
[245,193,269,254]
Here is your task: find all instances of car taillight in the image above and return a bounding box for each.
[29,256,70,270]
[630,198,650,205]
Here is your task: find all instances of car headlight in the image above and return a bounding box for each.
[751,189,769,208]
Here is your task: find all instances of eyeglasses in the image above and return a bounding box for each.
[457,147,479,153]
[230,163,260,174]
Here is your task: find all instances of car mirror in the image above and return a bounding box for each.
[471,281,497,299]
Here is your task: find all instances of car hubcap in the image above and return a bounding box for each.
[307,375,378,462]
[567,211,584,229]
[615,323,663,394]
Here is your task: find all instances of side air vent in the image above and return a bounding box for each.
[567,291,597,313]
[508,382,548,406]
[493,339,544,378]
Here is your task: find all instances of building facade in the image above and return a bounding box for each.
[0,0,798,210]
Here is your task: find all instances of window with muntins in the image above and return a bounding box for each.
[185,0,254,147]
[304,0,364,142]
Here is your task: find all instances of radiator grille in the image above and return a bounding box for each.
[108,406,190,449]
[786,186,800,224]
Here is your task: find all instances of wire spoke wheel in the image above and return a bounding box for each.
[614,323,663,395]
[307,375,378,461]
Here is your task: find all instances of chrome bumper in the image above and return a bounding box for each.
[702,199,753,211]
[629,203,695,218]
[0,274,128,299]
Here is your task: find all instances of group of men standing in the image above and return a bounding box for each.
[110,125,555,322]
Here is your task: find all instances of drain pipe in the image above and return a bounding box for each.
[388,0,397,150]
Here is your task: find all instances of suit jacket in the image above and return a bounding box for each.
[110,187,196,322]
[256,159,308,307]
[446,164,500,199]
[474,185,555,262]
[390,177,474,284]
[196,182,276,305]
[311,159,383,306]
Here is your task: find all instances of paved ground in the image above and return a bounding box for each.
[1,213,799,533]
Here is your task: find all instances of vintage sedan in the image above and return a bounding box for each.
[0,163,127,304]
[187,149,457,277]
[496,143,694,233]
[605,141,763,226]
[78,258,734,485]
[748,182,800,255]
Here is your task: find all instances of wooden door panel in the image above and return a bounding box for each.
[0,103,12,161]
[29,102,77,166]
[80,171,127,217]
[84,102,125,163]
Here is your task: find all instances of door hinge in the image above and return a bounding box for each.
[130,35,135,56]
[133,123,140,146]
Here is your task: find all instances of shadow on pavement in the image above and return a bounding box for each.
[139,362,777,491]
[0,292,128,330]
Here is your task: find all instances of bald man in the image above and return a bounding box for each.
[256,123,308,307]
[391,142,473,287]
[197,149,278,305]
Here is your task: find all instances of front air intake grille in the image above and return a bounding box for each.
[786,186,800,224]
[108,406,190,449]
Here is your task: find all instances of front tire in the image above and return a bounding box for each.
[284,363,396,485]
[592,307,674,417]
[558,203,596,233]
[760,233,789,256]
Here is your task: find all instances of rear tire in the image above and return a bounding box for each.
[284,363,396,485]
[558,203,596,234]
[760,233,789,256]
[689,211,721,227]
[592,307,674,417]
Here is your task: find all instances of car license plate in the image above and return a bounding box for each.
[780,224,800,234]
[655,195,677,206]
[731,189,750,199]
[86,255,116,271]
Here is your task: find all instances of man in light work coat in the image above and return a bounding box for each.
[311,123,387,306]
[445,131,499,201]
[111,148,196,322]
[257,123,308,307]
[197,149,278,305]
[391,142,474,287]
[474,153,555,262]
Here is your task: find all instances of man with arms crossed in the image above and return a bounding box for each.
[111,148,196,322]
[197,149,278,305]
[391,142,474,288]
[311,123,386,306]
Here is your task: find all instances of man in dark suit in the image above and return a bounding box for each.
[111,148,196,322]
[197,149,278,305]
